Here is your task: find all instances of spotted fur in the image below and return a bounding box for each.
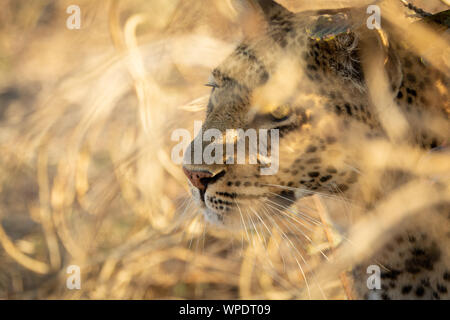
[182,1,450,299]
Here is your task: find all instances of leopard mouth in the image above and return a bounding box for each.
[200,189,299,228]
[203,188,298,214]
[198,170,227,203]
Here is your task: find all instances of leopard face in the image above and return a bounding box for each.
[181,1,448,229]
[181,2,376,228]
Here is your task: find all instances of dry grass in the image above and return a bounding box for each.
[0,0,448,299]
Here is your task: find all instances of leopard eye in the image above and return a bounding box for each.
[270,105,292,122]
[205,74,219,91]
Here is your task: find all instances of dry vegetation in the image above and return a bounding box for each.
[0,0,448,299]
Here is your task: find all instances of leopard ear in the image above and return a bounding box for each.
[229,0,291,37]
[230,0,291,21]
[250,0,291,18]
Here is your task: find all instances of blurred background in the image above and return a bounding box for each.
[0,0,448,299]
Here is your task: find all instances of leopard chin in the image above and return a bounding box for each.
[189,177,300,229]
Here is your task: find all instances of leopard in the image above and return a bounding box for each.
[181,0,450,299]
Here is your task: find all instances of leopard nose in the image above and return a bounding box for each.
[182,167,225,191]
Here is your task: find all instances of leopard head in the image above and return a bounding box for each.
[182,0,382,228]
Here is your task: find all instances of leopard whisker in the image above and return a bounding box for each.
[173,198,195,232]
[246,207,266,248]
[343,162,362,175]
[262,183,353,203]
[249,205,273,240]
[265,198,317,232]
[246,207,305,295]
[201,221,207,255]
[176,200,199,242]
[262,203,327,299]
[187,215,201,249]
[259,204,287,272]
[264,194,322,227]
[263,200,330,261]
[327,182,355,221]
[234,198,251,249]
[194,223,203,256]
[259,204,315,299]
[266,190,316,211]
[246,205,308,294]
